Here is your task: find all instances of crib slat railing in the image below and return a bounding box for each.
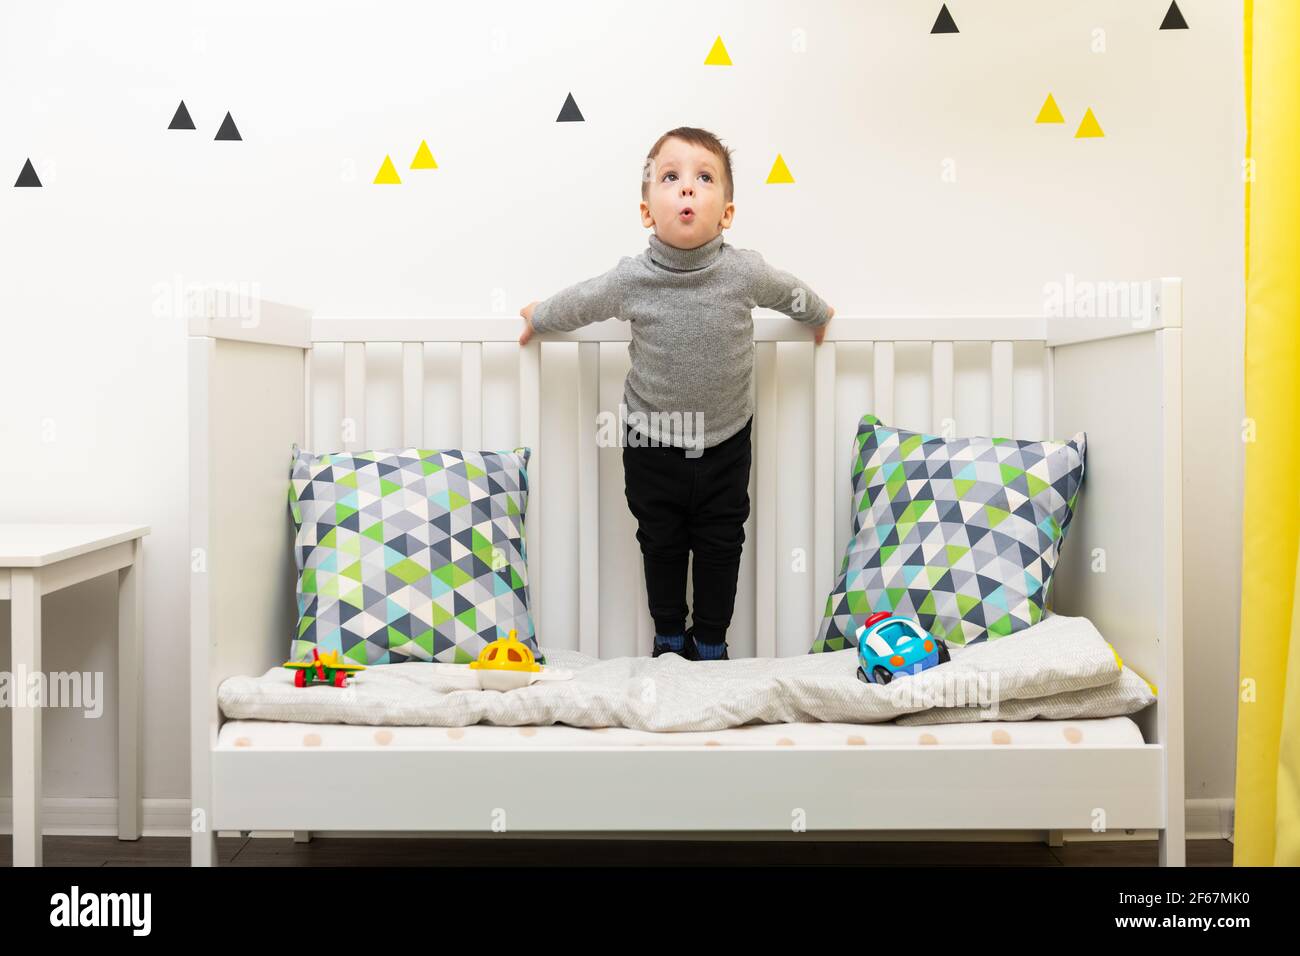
[931,341,954,435]
[755,342,779,658]
[991,340,1014,436]
[461,343,483,449]
[873,342,896,425]
[576,342,601,657]
[812,343,837,635]
[320,327,1027,659]
[634,552,653,654]
[518,339,542,639]
[304,346,314,448]
[401,343,423,447]
[343,342,366,452]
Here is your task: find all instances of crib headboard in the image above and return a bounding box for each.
[188,279,1182,755]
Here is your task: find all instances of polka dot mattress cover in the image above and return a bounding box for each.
[217,716,1145,749]
[218,613,1157,734]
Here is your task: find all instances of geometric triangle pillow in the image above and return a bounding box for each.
[811,414,1086,653]
[287,445,542,666]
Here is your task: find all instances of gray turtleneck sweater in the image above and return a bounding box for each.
[530,232,832,450]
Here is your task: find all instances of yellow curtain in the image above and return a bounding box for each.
[1236,0,1300,867]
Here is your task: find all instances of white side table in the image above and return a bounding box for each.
[0,524,149,867]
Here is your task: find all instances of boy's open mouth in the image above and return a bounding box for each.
[679,207,694,221]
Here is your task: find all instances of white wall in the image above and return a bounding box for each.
[0,1,1243,816]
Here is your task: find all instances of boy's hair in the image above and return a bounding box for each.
[642,127,734,204]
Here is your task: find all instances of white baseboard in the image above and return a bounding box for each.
[0,797,1234,843]
[0,798,191,837]
[1185,797,1234,841]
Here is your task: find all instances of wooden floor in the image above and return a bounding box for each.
[1,835,1233,867]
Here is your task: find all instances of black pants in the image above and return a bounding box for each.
[622,417,752,644]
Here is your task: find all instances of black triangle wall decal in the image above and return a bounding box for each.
[169,100,195,130]
[556,92,584,122]
[931,3,959,34]
[14,158,41,187]
[215,111,242,141]
[1160,1,1189,29]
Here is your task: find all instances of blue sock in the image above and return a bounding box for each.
[654,633,685,652]
[693,638,727,660]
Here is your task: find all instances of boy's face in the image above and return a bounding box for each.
[640,137,735,249]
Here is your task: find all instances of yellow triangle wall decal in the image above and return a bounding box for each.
[1075,107,1105,138]
[374,156,401,184]
[1035,93,1064,124]
[704,35,732,65]
[766,153,795,184]
[411,140,438,169]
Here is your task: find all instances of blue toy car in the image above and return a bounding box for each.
[855,611,951,685]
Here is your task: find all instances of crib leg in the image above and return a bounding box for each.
[192,829,217,867]
[1046,829,1064,848]
[1158,825,1186,867]
[293,830,312,844]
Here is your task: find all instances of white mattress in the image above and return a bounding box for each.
[217,716,1145,750]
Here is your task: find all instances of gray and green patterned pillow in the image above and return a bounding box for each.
[288,445,542,666]
[812,415,1086,652]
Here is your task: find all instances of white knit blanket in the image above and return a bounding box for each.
[217,614,1156,732]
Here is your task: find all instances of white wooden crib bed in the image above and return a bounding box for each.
[188,278,1185,866]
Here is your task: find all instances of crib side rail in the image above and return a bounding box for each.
[189,285,1182,669]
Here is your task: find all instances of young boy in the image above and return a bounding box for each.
[518,127,834,661]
